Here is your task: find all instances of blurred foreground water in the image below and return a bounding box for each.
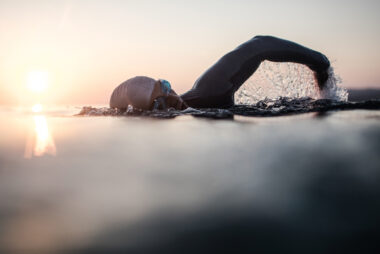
[0,103,380,254]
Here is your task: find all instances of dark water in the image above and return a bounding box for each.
[1,100,380,254]
[76,99,380,254]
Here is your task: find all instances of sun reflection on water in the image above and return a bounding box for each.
[24,105,57,158]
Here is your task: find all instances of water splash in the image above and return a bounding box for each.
[234,61,348,105]
[320,67,348,101]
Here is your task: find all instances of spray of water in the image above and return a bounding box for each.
[234,61,348,105]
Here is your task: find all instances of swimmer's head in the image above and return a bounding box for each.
[110,76,187,110]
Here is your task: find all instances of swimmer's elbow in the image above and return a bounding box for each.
[315,52,330,71]
[322,54,331,69]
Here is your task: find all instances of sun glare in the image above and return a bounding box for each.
[27,71,49,93]
[33,115,56,157]
[24,115,57,158]
[32,103,43,113]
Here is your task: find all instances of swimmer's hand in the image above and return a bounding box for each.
[313,53,330,90]
[314,69,329,90]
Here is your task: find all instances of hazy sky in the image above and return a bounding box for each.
[0,0,379,105]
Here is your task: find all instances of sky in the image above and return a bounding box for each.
[0,0,379,105]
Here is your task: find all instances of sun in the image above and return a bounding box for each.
[27,71,49,93]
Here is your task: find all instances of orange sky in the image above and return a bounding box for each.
[0,0,379,105]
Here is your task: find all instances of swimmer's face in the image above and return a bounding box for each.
[151,80,188,110]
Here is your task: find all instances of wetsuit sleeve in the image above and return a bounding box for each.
[254,36,330,72]
[230,35,331,89]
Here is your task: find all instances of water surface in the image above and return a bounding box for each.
[0,105,379,253]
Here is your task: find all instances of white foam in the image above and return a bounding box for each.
[235,61,348,105]
[320,67,348,101]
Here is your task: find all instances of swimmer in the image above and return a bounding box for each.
[110,35,330,110]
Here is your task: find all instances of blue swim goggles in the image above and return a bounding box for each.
[159,79,171,95]
[152,79,172,110]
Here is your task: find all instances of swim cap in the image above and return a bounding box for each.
[110,76,157,110]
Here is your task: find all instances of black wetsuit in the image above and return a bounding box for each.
[180,35,330,108]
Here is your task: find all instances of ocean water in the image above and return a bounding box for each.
[0,101,380,253]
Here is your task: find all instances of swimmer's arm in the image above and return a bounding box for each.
[254,36,331,88]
